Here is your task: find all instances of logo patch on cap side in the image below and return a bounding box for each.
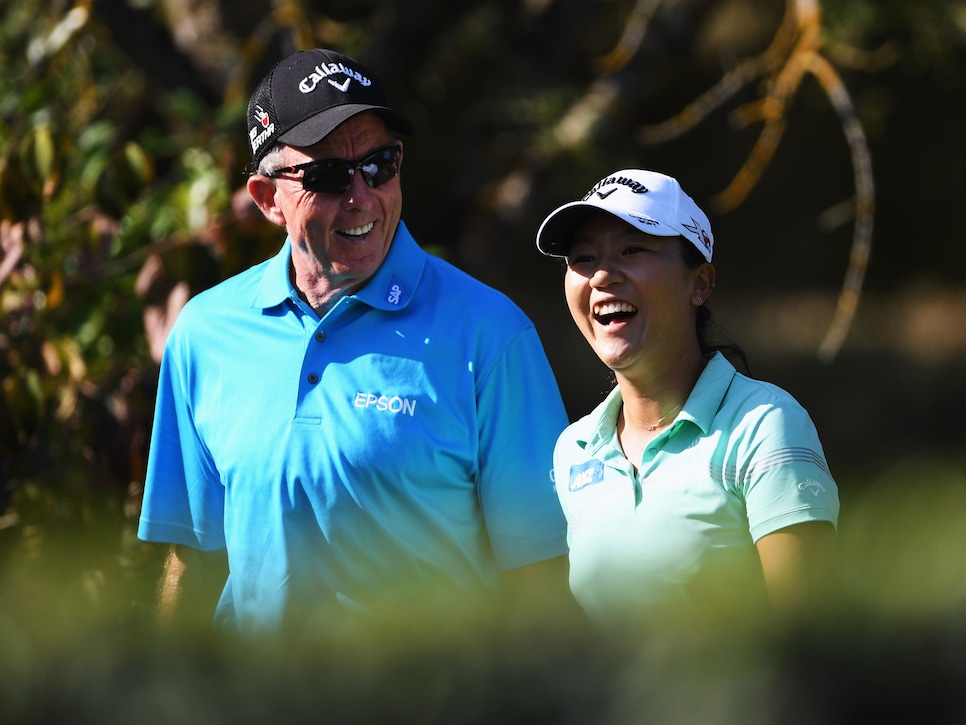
[682,217,712,252]
[254,105,270,128]
[249,104,275,156]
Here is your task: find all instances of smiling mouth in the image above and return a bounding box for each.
[593,301,638,325]
[339,222,374,238]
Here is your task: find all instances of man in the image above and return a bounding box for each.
[138,49,571,634]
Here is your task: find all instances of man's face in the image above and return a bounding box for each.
[259,112,403,298]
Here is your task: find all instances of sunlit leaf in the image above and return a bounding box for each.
[122,141,154,187]
[18,124,56,197]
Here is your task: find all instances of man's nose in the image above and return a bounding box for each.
[343,169,375,206]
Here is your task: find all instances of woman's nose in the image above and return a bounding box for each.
[590,261,623,287]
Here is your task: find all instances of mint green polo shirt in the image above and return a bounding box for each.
[553,352,839,622]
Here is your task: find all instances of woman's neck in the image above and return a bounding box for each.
[615,348,707,439]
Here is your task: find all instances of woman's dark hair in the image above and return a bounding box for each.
[678,238,751,375]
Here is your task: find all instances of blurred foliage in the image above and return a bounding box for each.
[1,1,965,712]
[1,458,965,722]
[0,0,279,580]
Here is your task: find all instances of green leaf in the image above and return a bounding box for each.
[18,124,56,196]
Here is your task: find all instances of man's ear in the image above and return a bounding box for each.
[247,175,286,227]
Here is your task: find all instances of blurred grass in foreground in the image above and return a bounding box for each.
[1,454,965,723]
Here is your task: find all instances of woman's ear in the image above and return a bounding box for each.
[692,262,716,306]
[247,174,286,227]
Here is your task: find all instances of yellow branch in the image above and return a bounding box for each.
[636,0,884,359]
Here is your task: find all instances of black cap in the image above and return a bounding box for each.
[247,49,415,168]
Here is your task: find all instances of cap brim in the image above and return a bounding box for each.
[536,204,604,256]
[278,104,415,148]
[535,201,680,256]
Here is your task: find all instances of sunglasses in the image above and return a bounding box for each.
[268,144,401,194]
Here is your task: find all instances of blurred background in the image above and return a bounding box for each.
[1,0,965,720]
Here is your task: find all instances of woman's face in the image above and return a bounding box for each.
[563,213,710,375]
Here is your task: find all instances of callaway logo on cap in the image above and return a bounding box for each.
[247,48,415,169]
[535,169,714,262]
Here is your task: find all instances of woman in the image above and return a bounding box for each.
[536,169,839,626]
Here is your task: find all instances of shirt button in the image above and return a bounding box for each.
[315,331,326,342]
[307,373,319,384]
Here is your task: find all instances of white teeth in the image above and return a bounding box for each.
[594,301,637,316]
[340,222,374,237]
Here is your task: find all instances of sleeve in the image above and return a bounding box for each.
[739,401,840,542]
[137,320,226,551]
[474,325,570,572]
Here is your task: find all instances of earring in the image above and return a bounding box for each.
[695,294,703,304]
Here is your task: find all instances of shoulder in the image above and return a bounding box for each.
[717,369,826,454]
[728,369,806,411]
[190,259,272,308]
[165,257,275,357]
[700,352,803,413]
[420,253,532,327]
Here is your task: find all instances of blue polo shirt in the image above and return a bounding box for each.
[138,221,569,632]
[553,352,839,622]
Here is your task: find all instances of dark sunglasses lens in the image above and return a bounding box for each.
[299,146,398,194]
[362,148,399,187]
[302,163,353,194]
